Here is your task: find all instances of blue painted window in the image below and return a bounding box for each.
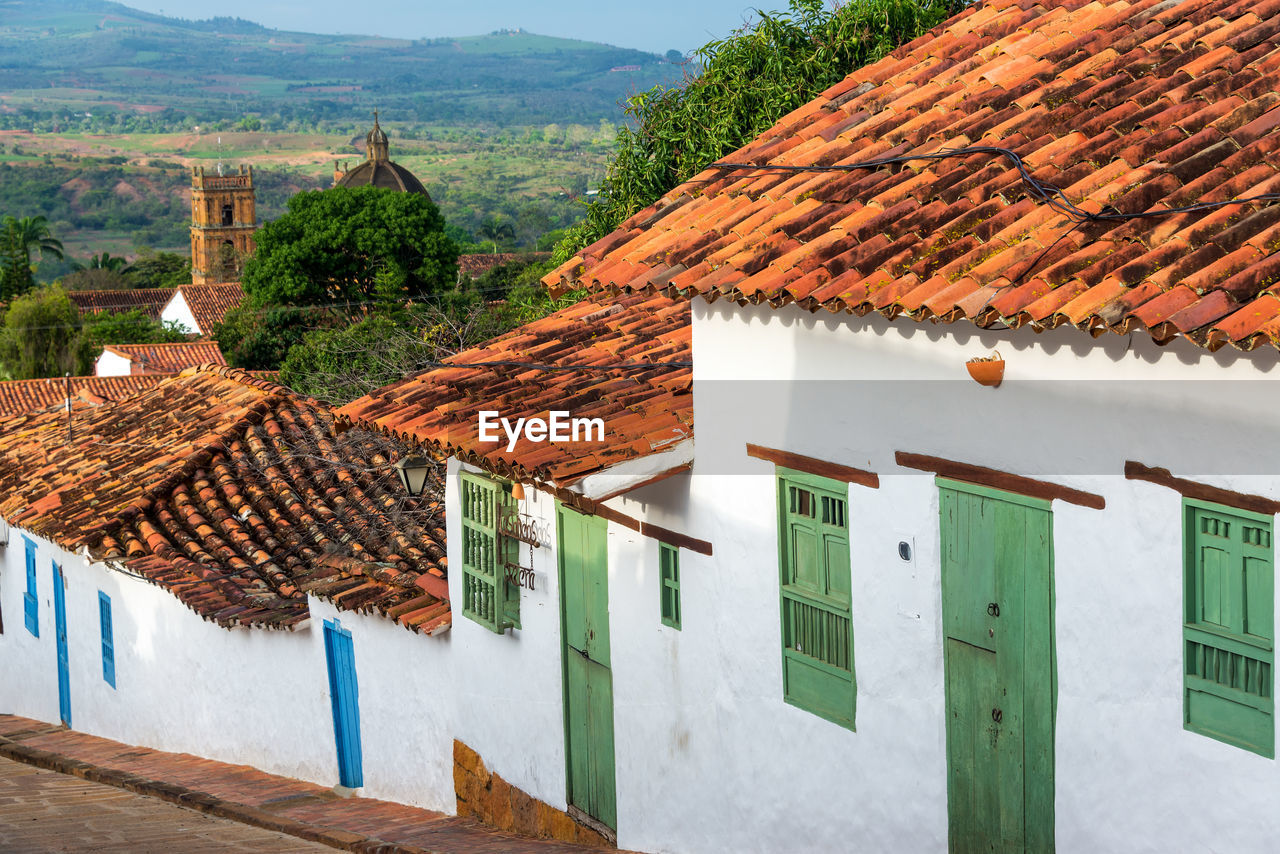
[23,538,37,637]
[99,592,115,688]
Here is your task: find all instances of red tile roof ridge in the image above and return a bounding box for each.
[68,288,177,319]
[0,374,170,417]
[174,362,301,397]
[106,340,222,352]
[99,342,228,374]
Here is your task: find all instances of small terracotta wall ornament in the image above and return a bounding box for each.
[965,350,1005,387]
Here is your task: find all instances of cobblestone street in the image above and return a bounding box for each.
[0,757,334,853]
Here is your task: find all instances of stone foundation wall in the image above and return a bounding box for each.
[453,739,612,848]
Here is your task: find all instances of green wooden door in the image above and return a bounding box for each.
[558,504,617,831]
[939,479,1055,854]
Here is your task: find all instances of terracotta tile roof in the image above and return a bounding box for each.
[545,0,1280,352]
[0,366,448,632]
[337,293,692,486]
[0,375,168,417]
[175,283,244,334]
[458,253,550,277]
[100,341,227,374]
[68,288,176,319]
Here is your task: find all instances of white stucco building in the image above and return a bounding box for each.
[11,1,1280,852]
[159,283,245,336]
[341,0,1280,849]
[0,366,454,812]
[93,341,227,376]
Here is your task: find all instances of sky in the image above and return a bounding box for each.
[122,1,780,55]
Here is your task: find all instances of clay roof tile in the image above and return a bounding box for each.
[539,0,1280,353]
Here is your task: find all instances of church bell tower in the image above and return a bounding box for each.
[190,164,256,284]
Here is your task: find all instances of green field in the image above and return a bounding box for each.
[0,0,673,270]
[0,122,613,273]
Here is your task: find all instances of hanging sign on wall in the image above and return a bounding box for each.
[504,562,537,590]
[498,506,542,548]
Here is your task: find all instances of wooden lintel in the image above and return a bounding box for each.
[1125,461,1280,516]
[587,500,641,533]
[746,444,879,489]
[640,521,713,556]
[539,484,713,554]
[895,451,1105,510]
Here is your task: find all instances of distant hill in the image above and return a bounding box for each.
[0,0,685,129]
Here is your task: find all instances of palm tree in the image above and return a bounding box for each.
[476,217,515,254]
[6,215,65,264]
[81,251,128,272]
[1,215,64,300]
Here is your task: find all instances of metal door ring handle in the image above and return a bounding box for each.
[992,708,1002,723]
[987,602,1000,617]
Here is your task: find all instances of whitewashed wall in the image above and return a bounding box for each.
[446,298,1280,854]
[305,597,455,812]
[0,529,456,812]
[94,349,133,377]
[160,291,199,335]
[446,458,573,808]
[662,299,1280,854]
[8,292,1280,853]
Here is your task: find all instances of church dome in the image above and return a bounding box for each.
[333,113,431,198]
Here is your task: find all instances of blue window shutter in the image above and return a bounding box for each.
[99,592,115,688]
[23,538,38,638]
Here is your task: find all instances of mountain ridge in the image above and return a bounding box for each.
[0,0,683,128]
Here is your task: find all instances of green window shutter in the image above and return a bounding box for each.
[660,543,681,629]
[459,471,520,633]
[777,469,856,730]
[1184,499,1274,758]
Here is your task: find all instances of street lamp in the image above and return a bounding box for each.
[393,453,432,496]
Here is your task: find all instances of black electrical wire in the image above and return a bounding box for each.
[711,144,1280,226]
[420,358,692,372]
[711,143,1280,289]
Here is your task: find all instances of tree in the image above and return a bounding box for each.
[240,186,459,307]
[60,267,131,291]
[552,0,963,263]
[81,251,128,272]
[476,215,515,254]
[216,303,345,371]
[0,285,187,380]
[279,314,440,404]
[1,215,64,300]
[78,309,187,353]
[0,285,80,379]
[515,205,552,249]
[124,250,190,289]
[279,281,582,405]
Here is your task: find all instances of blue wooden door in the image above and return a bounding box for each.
[323,619,363,788]
[52,562,70,727]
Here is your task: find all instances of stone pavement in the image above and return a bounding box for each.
[0,756,334,853]
[0,716,612,854]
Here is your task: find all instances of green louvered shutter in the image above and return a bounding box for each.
[1184,499,1274,757]
[777,469,856,729]
[460,471,520,632]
